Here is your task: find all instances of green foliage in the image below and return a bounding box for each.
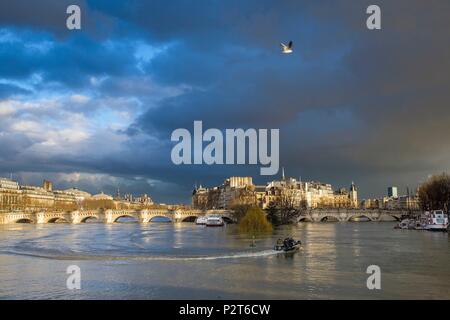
[238,207,272,234]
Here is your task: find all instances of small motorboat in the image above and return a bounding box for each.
[395,219,410,229]
[274,237,301,253]
[414,221,426,230]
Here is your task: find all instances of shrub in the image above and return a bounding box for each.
[238,207,272,234]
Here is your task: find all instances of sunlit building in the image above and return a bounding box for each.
[192,172,359,210]
[0,177,156,211]
[64,188,92,203]
[361,187,420,211]
[0,178,21,210]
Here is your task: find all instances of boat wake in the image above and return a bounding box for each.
[0,248,281,261]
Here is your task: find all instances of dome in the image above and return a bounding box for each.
[91,192,113,201]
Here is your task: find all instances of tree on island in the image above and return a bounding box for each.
[238,207,272,234]
[229,187,258,222]
[230,203,253,222]
[266,192,307,226]
[418,173,450,212]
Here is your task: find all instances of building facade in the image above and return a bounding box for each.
[0,178,21,210]
[192,174,359,210]
[361,187,420,211]
[0,177,156,212]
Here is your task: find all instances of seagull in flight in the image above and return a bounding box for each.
[280,41,293,54]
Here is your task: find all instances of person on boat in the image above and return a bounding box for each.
[283,238,292,249]
[288,238,295,248]
[276,238,283,246]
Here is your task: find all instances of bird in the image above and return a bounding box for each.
[280,41,293,54]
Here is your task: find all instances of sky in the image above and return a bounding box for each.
[0,0,449,203]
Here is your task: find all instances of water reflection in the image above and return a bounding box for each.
[0,222,449,299]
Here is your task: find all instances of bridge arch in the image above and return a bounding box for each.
[47,217,69,223]
[114,215,139,223]
[15,218,34,223]
[320,216,340,222]
[80,216,99,223]
[148,216,172,223]
[181,216,198,222]
[221,216,234,224]
[347,215,373,222]
[383,214,401,222]
[298,216,313,222]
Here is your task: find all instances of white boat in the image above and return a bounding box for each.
[423,210,449,231]
[206,215,224,227]
[414,220,426,230]
[195,216,208,225]
[414,214,429,230]
[395,219,410,229]
[407,219,418,230]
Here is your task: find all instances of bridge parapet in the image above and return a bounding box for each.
[71,210,104,224]
[0,211,36,224]
[0,208,237,224]
[140,209,171,223]
[299,209,406,222]
[36,211,72,224]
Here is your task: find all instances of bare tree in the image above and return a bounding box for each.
[418,173,450,212]
[230,203,253,222]
[278,191,306,224]
[266,190,306,225]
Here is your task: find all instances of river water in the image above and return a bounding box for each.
[0,221,449,299]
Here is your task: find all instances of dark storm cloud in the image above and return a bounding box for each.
[0,29,141,88]
[132,0,450,198]
[0,0,76,32]
[0,0,449,202]
[0,0,116,38]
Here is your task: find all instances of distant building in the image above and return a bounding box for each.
[0,177,21,210]
[43,180,53,192]
[192,173,359,210]
[135,194,153,206]
[91,192,114,201]
[0,177,155,211]
[228,177,253,188]
[362,186,420,211]
[388,186,398,198]
[64,188,92,203]
[124,193,133,202]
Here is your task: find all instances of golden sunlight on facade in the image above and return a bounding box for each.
[192,172,359,210]
[0,177,154,211]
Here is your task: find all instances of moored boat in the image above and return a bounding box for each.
[395,219,410,229]
[195,216,208,225]
[206,215,224,227]
[414,221,426,230]
[423,210,449,231]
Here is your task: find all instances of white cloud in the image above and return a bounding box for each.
[0,102,15,116]
[11,120,40,132]
[70,94,90,103]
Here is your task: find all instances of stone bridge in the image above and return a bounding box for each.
[0,209,234,225]
[0,208,410,225]
[298,209,408,222]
